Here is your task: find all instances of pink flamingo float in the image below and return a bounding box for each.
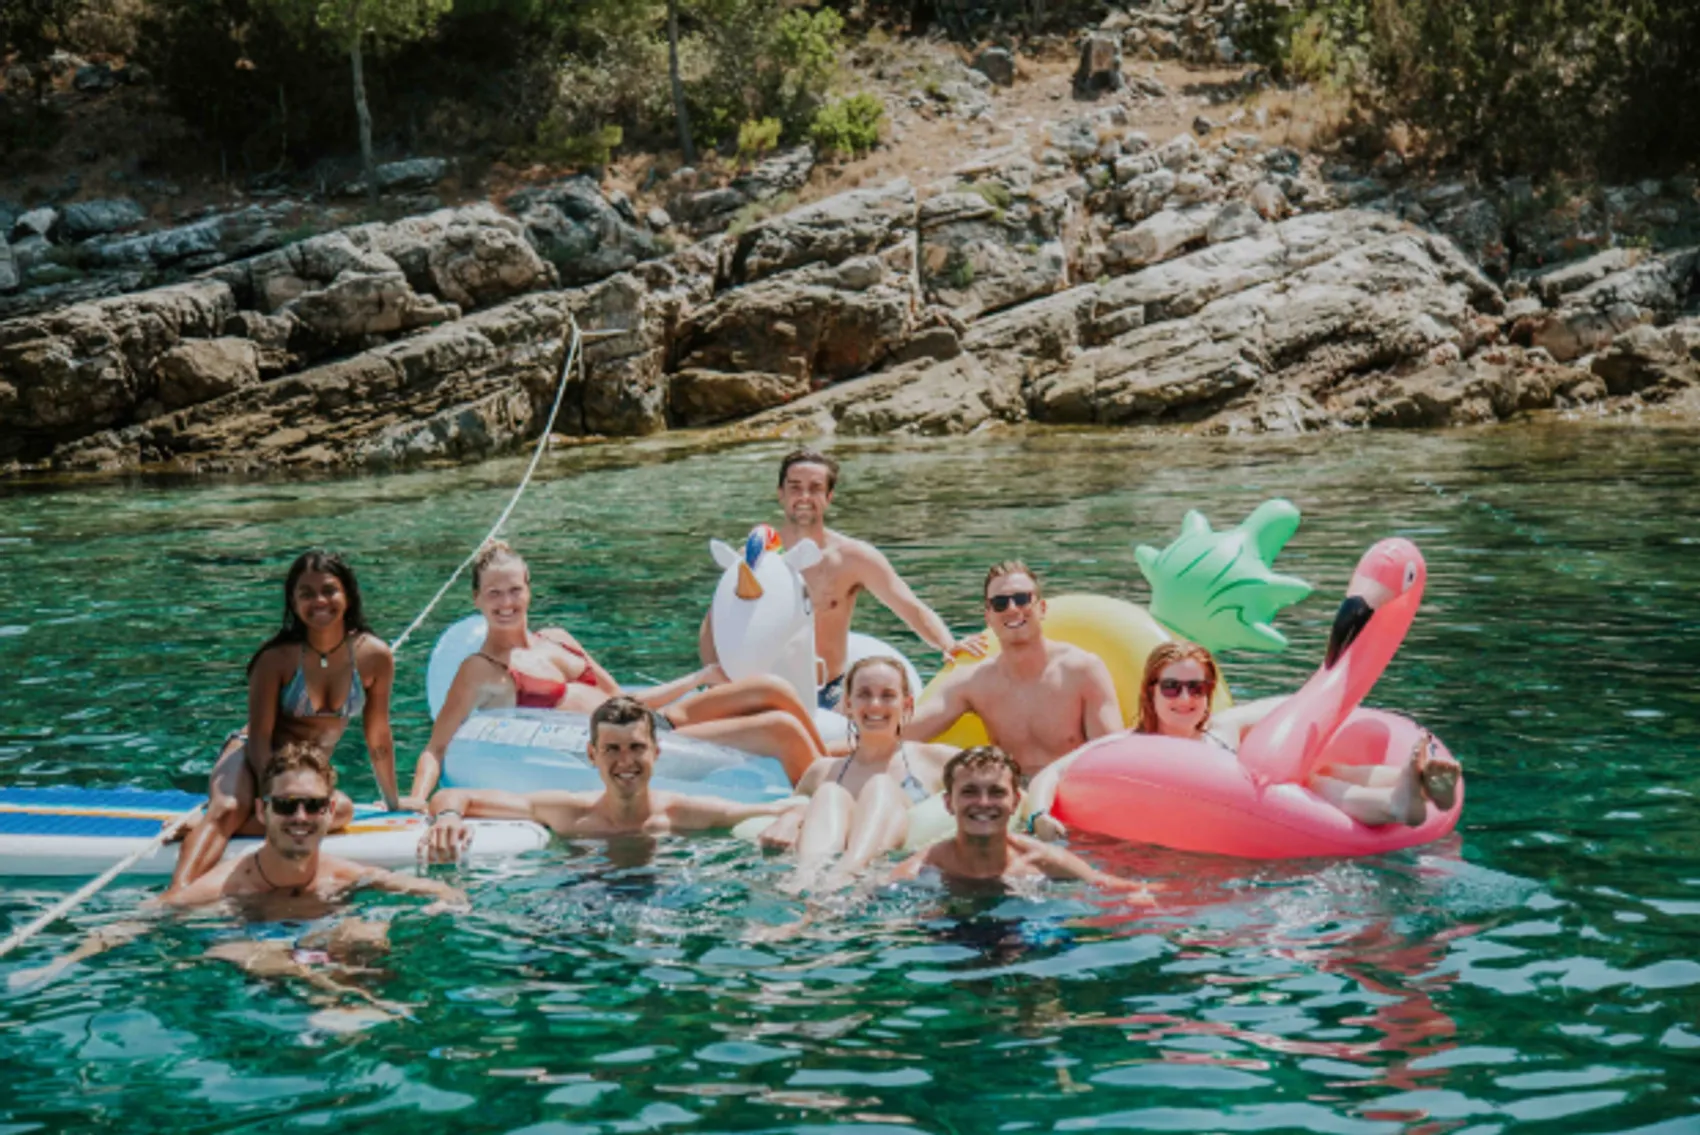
[1052,538,1464,859]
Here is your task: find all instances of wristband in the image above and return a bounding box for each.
[434,809,463,825]
[1025,808,1046,835]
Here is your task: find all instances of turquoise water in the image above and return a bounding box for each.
[3,423,1700,1133]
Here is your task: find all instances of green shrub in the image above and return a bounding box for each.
[736,116,782,164]
[532,119,623,168]
[808,92,883,158]
[943,249,975,290]
[727,190,797,236]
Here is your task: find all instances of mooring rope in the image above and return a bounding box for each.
[0,312,588,964]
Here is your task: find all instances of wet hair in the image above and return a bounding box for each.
[261,741,336,797]
[846,655,912,701]
[589,695,659,747]
[1137,641,1221,734]
[943,745,1023,793]
[778,448,839,493]
[248,550,374,675]
[471,540,528,593]
[983,560,1043,602]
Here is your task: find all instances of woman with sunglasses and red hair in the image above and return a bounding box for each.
[1024,640,1459,838]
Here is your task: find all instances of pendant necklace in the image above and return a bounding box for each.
[306,631,351,670]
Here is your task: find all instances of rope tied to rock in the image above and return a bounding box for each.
[0,309,587,965]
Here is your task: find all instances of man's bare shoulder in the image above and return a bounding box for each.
[827,531,889,570]
[165,861,241,905]
[1051,641,1112,677]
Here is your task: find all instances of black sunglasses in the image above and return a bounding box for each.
[987,591,1035,613]
[267,795,331,817]
[1157,678,1212,699]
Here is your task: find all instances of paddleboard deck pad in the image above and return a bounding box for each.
[445,708,793,801]
[0,787,550,877]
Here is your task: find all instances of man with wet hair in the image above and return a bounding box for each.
[906,562,1122,781]
[699,448,980,712]
[887,746,1152,894]
[420,696,797,857]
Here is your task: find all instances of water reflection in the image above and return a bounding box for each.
[4,424,1700,1131]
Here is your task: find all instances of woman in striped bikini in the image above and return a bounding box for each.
[168,550,400,894]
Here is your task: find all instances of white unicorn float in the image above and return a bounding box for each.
[707,525,923,747]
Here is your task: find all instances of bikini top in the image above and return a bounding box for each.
[478,636,597,709]
[279,638,365,720]
[836,742,930,804]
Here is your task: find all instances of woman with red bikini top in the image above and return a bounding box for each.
[403,541,832,808]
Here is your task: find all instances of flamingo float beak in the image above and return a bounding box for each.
[1325,596,1372,669]
[1325,555,1404,669]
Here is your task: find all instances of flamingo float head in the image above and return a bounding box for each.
[1326,538,1426,669]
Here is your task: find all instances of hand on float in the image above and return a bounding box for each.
[758,809,805,852]
[418,811,471,864]
[1031,813,1069,842]
[947,633,990,661]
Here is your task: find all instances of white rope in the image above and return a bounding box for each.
[0,313,585,964]
[0,808,201,960]
[388,316,584,654]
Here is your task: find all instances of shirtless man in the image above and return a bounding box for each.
[166,744,465,908]
[887,746,1152,896]
[11,744,462,995]
[699,448,978,711]
[419,696,797,859]
[905,562,1122,781]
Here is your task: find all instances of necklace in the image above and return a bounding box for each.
[305,632,351,670]
[253,852,304,897]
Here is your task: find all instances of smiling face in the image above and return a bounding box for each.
[945,764,1020,837]
[259,768,333,860]
[589,719,658,798]
[778,461,834,529]
[474,561,531,633]
[292,570,348,634]
[985,571,1046,648]
[847,660,911,742]
[1150,658,1213,738]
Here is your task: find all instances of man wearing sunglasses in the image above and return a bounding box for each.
[698,448,981,711]
[906,562,1122,782]
[419,696,799,860]
[12,746,465,994]
[166,744,465,907]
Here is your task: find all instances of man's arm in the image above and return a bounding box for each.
[904,668,977,743]
[349,864,469,907]
[6,918,154,991]
[1027,838,1156,901]
[666,794,799,832]
[854,544,966,659]
[419,788,584,862]
[1078,653,1124,740]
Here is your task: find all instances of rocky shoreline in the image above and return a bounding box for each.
[4,60,1698,477]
